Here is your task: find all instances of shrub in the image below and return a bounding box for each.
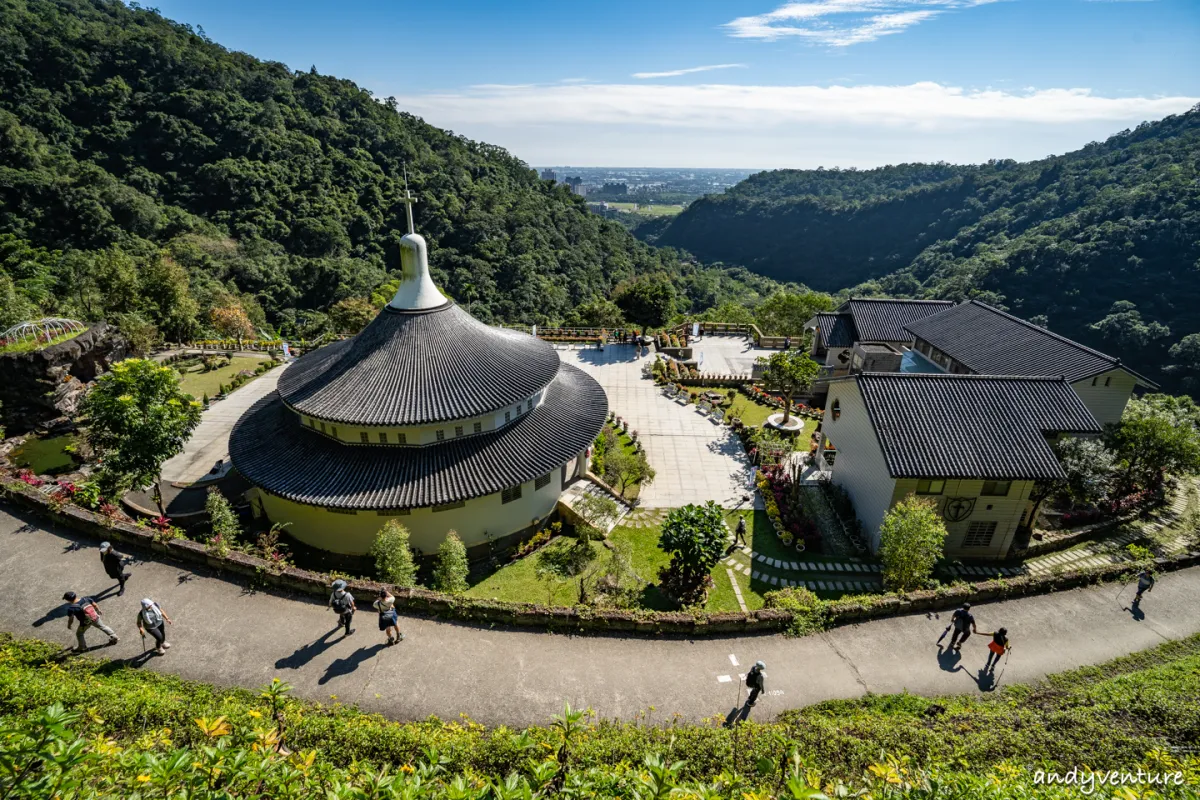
[657,502,728,605]
[205,487,240,543]
[764,586,828,635]
[432,531,469,594]
[879,495,947,592]
[371,519,418,586]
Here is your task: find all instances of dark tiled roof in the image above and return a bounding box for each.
[844,298,954,343]
[848,373,1101,480]
[230,364,607,509]
[815,313,856,348]
[904,300,1153,385]
[277,303,561,426]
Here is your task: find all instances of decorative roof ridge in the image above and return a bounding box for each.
[857,371,1069,383]
[379,299,454,317]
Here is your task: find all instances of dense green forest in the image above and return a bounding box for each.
[655,111,1200,393]
[0,0,778,343]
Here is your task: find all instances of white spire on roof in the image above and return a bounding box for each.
[388,175,447,311]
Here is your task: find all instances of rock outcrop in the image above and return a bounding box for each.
[0,323,131,434]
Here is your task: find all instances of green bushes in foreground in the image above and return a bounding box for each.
[0,634,1198,797]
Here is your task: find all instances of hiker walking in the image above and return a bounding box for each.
[136,598,173,655]
[374,587,404,646]
[1134,568,1156,603]
[329,579,356,636]
[63,591,118,652]
[984,627,1010,673]
[734,516,748,547]
[746,661,766,706]
[100,542,131,597]
[946,602,978,651]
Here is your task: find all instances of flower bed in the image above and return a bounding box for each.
[757,465,822,553]
[744,384,822,420]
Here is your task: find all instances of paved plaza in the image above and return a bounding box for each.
[559,337,773,509]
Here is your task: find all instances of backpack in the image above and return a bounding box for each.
[331,592,352,614]
[83,603,99,623]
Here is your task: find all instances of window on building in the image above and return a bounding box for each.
[535,472,552,490]
[963,521,997,548]
[516,405,523,416]
[436,429,445,441]
[378,432,388,443]
[1092,376,1098,386]
[308,418,316,428]
[831,399,841,421]
[376,508,411,516]
[327,507,356,515]
[1104,376,1112,387]
[505,411,511,424]
[360,432,369,443]
[981,480,1011,497]
[319,421,326,434]
[473,421,482,434]
[432,501,465,513]
[916,479,945,495]
[330,427,337,439]
[502,484,523,504]
[455,425,464,437]
[398,432,407,444]
[527,399,534,412]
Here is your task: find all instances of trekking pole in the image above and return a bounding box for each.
[1115,579,1134,604]
[936,624,952,645]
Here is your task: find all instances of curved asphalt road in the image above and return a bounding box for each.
[3,505,1198,726]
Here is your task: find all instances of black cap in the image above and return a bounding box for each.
[62,591,77,602]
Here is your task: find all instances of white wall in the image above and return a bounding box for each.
[822,382,896,551]
[1070,369,1138,428]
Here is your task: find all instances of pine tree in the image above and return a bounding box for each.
[432,531,469,594]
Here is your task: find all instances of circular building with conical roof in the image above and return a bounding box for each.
[230,224,608,556]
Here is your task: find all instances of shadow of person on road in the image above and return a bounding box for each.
[1125,598,1147,622]
[973,667,997,693]
[318,643,386,685]
[275,629,340,669]
[31,603,69,628]
[722,700,754,728]
[936,644,965,674]
[91,585,121,602]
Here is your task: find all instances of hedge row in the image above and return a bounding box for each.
[2,480,1198,637]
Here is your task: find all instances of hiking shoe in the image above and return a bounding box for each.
[155,647,166,655]
[162,642,171,649]
[108,637,119,645]
[397,633,405,642]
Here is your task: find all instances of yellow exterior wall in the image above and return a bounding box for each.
[1070,369,1138,428]
[890,479,1033,560]
[252,468,565,555]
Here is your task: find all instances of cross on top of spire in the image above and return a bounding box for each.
[400,168,417,235]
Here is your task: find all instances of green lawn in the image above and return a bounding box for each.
[591,426,647,502]
[175,354,271,400]
[0,328,84,354]
[467,508,780,612]
[681,388,818,438]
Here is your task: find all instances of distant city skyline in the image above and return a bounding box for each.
[150,0,1199,168]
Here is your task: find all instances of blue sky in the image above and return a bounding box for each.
[151,0,1200,168]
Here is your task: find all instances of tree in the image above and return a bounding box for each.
[371,519,418,586]
[612,274,676,329]
[1089,302,1171,350]
[754,290,834,338]
[209,304,254,344]
[1055,437,1117,508]
[328,296,378,334]
[205,486,240,543]
[80,359,202,499]
[140,254,199,342]
[701,300,756,327]
[572,297,625,328]
[878,496,947,592]
[657,502,728,605]
[1167,333,1200,391]
[756,350,820,425]
[432,531,469,594]
[603,447,656,498]
[1105,394,1200,494]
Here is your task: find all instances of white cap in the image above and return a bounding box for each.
[100,542,111,551]
[388,234,447,311]
[755,660,766,669]
[141,598,154,608]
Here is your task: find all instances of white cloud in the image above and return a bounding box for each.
[724,0,1000,46]
[387,81,1198,168]
[632,63,747,79]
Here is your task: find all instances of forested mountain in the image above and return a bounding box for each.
[654,110,1200,393]
[0,0,775,342]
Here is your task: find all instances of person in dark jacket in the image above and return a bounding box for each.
[64,591,118,652]
[99,542,131,596]
[746,661,766,706]
[329,579,356,636]
[734,516,748,547]
[947,602,977,651]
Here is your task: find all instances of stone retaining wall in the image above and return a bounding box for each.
[3,480,1197,637]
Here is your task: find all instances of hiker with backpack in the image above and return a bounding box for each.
[136,598,173,655]
[1134,568,1156,604]
[63,591,118,652]
[944,602,978,651]
[984,627,1011,673]
[99,542,131,597]
[745,661,766,707]
[329,579,356,636]
[734,516,748,547]
[373,587,404,646]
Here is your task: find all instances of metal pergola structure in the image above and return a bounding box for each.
[1,318,87,346]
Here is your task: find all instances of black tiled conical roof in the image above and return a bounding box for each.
[277,302,561,426]
[231,364,607,508]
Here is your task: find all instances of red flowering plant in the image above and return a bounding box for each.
[15,470,44,487]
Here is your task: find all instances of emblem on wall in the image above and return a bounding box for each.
[942,497,976,522]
